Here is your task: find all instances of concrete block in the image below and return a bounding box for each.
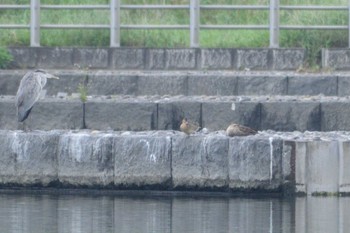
[339,141,350,193]
[44,72,86,96]
[165,49,197,69]
[200,49,232,69]
[58,132,114,186]
[321,102,350,131]
[114,134,171,187]
[22,99,83,130]
[187,75,237,96]
[202,101,261,131]
[137,75,187,96]
[337,74,350,96]
[282,141,293,181]
[8,47,38,68]
[111,48,145,69]
[228,137,282,190]
[147,49,165,69]
[172,135,229,189]
[0,97,17,130]
[73,48,109,69]
[0,131,60,185]
[287,75,337,96]
[85,100,157,130]
[236,49,269,70]
[37,47,74,69]
[237,75,287,95]
[294,141,307,193]
[260,102,321,131]
[306,141,339,195]
[87,74,138,96]
[157,101,201,130]
[322,49,350,70]
[272,49,305,70]
[0,71,24,95]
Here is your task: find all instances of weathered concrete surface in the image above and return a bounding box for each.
[260,102,321,131]
[114,133,172,187]
[7,47,305,70]
[0,130,349,195]
[85,100,157,131]
[287,75,337,96]
[0,130,60,186]
[2,70,350,97]
[172,135,229,189]
[228,137,283,190]
[322,48,350,70]
[202,101,261,131]
[58,132,114,187]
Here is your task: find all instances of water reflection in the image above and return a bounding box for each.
[1,192,350,233]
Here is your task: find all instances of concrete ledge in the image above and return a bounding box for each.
[2,95,350,131]
[1,70,348,97]
[322,48,350,70]
[7,47,305,71]
[0,130,349,195]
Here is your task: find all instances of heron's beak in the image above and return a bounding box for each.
[50,75,59,79]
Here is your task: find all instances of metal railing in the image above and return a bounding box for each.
[0,0,349,48]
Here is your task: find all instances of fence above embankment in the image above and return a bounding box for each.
[1,0,350,48]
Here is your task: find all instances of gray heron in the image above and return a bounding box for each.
[15,69,59,123]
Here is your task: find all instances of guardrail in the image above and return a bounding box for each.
[0,0,349,48]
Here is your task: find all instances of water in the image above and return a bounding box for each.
[0,192,349,233]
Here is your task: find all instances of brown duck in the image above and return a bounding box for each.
[226,123,257,137]
[180,118,200,135]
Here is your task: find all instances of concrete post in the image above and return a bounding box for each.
[269,0,279,48]
[190,0,200,48]
[30,0,40,47]
[110,0,120,47]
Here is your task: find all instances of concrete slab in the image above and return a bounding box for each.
[287,75,337,96]
[85,100,157,130]
[202,101,261,131]
[172,135,229,189]
[114,134,172,188]
[228,137,283,190]
[260,102,321,131]
[58,132,115,187]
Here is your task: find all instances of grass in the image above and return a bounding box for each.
[0,0,349,66]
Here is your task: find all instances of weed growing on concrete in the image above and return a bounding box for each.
[0,47,13,69]
[78,82,88,103]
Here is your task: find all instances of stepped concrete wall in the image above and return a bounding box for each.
[0,130,349,195]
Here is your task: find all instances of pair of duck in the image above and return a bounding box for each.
[180,118,257,137]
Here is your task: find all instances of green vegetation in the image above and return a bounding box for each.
[0,47,13,69]
[0,0,349,66]
[78,81,88,103]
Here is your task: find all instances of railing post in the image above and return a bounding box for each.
[110,0,120,47]
[190,0,199,48]
[30,0,40,47]
[348,0,350,48]
[269,0,279,48]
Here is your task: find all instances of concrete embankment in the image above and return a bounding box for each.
[0,129,349,195]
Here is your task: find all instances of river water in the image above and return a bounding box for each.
[0,192,349,233]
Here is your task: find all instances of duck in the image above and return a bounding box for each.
[180,118,200,135]
[226,123,257,137]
